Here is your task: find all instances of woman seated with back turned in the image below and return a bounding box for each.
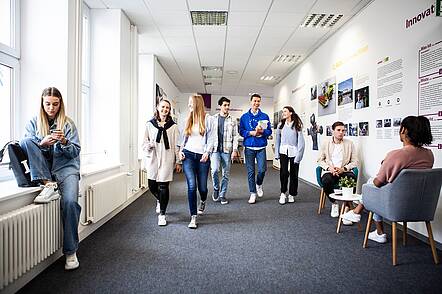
[342,116,434,243]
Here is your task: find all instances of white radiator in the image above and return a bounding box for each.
[139,169,148,188]
[0,199,61,290]
[85,173,127,223]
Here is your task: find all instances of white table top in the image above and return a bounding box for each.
[329,193,362,201]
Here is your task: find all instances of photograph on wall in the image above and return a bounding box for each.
[156,84,167,107]
[318,77,337,116]
[348,123,358,136]
[355,86,369,109]
[376,119,383,128]
[338,78,353,106]
[326,126,332,136]
[359,122,369,136]
[393,117,401,127]
[306,113,323,150]
[344,123,349,136]
[384,118,392,127]
[310,85,317,100]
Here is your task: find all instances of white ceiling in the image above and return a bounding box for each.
[85,0,373,97]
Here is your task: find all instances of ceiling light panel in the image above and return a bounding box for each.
[273,54,302,63]
[300,13,343,28]
[191,11,228,26]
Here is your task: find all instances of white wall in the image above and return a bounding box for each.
[20,0,70,135]
[274,0,442,241]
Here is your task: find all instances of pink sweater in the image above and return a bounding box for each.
[375,145,434,185]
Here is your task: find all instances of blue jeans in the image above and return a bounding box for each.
[20,138,81,255]
[244,147,267,193]
[183,149,210,216]
[20,138,52,182]
[210,152,231,199]
[57,174,81,255]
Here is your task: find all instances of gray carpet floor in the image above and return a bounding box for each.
[19,163,442,294]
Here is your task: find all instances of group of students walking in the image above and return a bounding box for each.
[18,87,435,271]
[143,93,305,229]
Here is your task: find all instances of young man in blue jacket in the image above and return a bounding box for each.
[240,94,272,204]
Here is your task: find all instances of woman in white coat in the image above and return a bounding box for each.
[142,99,180,226]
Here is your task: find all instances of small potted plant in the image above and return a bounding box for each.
[339,176,356,198]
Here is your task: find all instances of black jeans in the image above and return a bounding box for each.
[148,179,170,215]
[279,154,300,196]
[321,171,356,203]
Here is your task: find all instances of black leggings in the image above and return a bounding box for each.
[279,154,300,196]
[148,180,170,215]
[321,171,356,203]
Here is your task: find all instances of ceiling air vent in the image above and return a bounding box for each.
[300,14,344,28]
[273,54,301,63]
[191,11,228,26]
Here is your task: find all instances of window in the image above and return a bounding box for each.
[80,3,92,164]
[0,0,20,182]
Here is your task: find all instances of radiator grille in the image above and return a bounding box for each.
[0,199,61,290]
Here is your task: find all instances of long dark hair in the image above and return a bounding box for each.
[400,116,432,147]
[154,99,172,122]
[279,106,303,131]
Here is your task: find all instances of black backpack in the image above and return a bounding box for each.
[0,141,39,187]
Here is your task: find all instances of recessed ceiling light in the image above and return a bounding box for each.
[202,66,223,72]
[191,11,228,26]
[227,70,238,74]
[300,13,343,28]
[273,54,301,63]
[260,75,279,81]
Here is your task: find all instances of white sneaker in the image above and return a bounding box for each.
[188,215,197,229]
[342,219,353,226]
[256,185,264,197]
[248,193,257,204]
[368,230,387,243]
[34,183,60,204]
[342,210,361,223]
[330,203,339,218]
[288,195,295,203]
[158,214,167,226]
[279,193,286,205]
[65,252,79,270]
[155,201,160,214]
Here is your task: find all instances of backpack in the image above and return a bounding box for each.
[0,141,39,187]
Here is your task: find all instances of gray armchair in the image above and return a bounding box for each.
[361,168,442,266]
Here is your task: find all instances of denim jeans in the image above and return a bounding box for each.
[19,138,53,182]
[244,147,267,193]
[20,137,81,255]
[183,149,210,216]
[210,152,231,199]
[57,174,81,255]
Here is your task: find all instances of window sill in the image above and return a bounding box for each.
[81,162,123,177]
[0,180,42,203]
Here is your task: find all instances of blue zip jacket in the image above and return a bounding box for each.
[24,116,81,182]
[239,109,272,148]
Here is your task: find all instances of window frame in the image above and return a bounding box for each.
[0,0,21,59]
[0,0,20,182]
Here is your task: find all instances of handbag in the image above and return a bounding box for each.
[0,141,39,187]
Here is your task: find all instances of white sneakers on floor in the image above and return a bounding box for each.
[368,230,387,243]
[288,195,295,203]
[155,201,160,214]
[158,214,167,226]
[65,252,79,270]
[279,193,286,205]
[188,215,197,229]
[342,210,361,223]
[256,185,263,197]
[330,203,339,218]
[248,193,257,204]
[34,182,60,204]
